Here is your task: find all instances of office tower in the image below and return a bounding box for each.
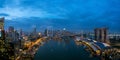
[14,30,19,41]
[33,27,36,34]
[94,28,109,43]
[0,17,5,40]
[94,28,100,42]
[20,29,23,36]
[0,17,4,29]
[0,17,10,60]
[33,27,37,37]
[0,18,5,42]
[44,29,48,36]
[8,26,14,32]
[7,26,14,42]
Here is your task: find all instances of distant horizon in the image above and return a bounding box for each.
[4,23,120,34]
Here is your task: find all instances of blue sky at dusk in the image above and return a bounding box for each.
[0,0,120,32]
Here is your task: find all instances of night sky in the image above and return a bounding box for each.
[0,0,120,32]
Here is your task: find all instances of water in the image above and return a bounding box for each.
[34,39,100,60]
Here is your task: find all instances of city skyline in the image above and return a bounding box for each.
[0,0,120,32]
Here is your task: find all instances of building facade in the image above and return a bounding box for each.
[94,28,109,43]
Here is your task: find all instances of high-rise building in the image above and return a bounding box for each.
[20,29,23,36]
[7,26,14,42]
[17,29,23,39]
[0,17,4,29]
[94,28,109,43]
[94,28,100,42]
[33,27,37,35]
[44,29,49,36]
[8,26,14,32]
[0,17,11,60]
[0,17,5,39]
[0,17,5,40]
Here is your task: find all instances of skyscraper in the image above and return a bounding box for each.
[0,17,5,40]
[0,17,10,60]
[19,29,23,37]
[44,29,48,36]
[33,27,36,34]
[94,28,109,43]
[0,17,4,29]
[8,26,14,32]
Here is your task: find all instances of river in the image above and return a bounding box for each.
[34,38,100,60]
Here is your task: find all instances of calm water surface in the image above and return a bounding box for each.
[34,39,100,60]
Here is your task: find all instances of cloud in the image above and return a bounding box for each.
[0,7,65,20]
[0,0,120,32]
[0,13,9,16]
[0,0,67,20]
[1,0,120,20]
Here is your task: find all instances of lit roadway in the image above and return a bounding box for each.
[28,38,43,50]
[16,37,45,60]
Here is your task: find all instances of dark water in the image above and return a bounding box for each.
[34,39,100,60]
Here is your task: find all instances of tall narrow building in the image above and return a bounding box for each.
[8,26,14,32]
[0,17,9,59]
[94,28,109,43]
[33,27,37,34]
[0,17,5,40]
[0,17,4,30]
[44,29,49,36]
[0,17,15,60]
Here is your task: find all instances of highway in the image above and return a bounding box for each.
[16,37,46,60]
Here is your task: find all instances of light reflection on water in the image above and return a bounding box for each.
[34,38,100,60]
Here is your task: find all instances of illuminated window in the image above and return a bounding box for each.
[0,29,1,37]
